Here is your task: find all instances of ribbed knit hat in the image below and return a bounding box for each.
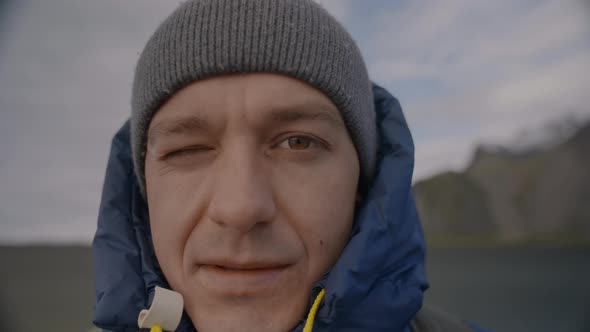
[131,0,377,196]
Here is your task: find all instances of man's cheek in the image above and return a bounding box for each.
[149,205,185,275]
[152,224,187,293]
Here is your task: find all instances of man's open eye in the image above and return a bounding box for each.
[278,136,317,150]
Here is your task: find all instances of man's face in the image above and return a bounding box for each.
[145,73,359,332]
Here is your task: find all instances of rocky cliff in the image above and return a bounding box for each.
[414,121,590,245]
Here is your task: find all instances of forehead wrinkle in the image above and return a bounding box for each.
[148,115,210,145]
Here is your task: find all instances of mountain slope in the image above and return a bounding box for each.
[414,121,590,245]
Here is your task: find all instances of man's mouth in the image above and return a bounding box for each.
[197,262,292,294]
[216,265,241,270]
[208,263,289,271]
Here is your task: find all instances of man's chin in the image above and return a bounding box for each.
[186,296,307,332]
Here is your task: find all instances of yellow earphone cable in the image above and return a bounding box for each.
[303,288,325,332]
[150,324,162,332]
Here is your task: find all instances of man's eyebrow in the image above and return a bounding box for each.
[268,102,344,128]
[147,102,343,144]
[148,115,209,145]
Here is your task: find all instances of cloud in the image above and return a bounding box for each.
[1,0,589,243]
[314,0,354,22]
[0,0,359,244]
[0,0,180,244]
[413,136,477,181]
[363,0,590,179]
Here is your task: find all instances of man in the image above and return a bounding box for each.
[93,0,482,331]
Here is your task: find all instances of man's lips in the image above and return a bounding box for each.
[196,261,293,294]
[200,261,291,270]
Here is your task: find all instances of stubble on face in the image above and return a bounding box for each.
[145,73,360,332]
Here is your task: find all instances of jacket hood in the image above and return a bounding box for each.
[93,83,429,331]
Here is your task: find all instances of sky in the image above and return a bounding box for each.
[1,0,589,244]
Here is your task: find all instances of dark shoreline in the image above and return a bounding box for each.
[1,246,589,332]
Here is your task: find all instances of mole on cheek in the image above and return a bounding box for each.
[320,240,324,247]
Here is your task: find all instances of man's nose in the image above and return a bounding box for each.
[206,146,277,233]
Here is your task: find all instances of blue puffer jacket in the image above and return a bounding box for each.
[93,83,429,332]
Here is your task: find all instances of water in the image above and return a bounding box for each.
[0,246,588,331]
[425,247,590,332]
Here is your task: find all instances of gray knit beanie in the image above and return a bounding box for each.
[131,0,377,196]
